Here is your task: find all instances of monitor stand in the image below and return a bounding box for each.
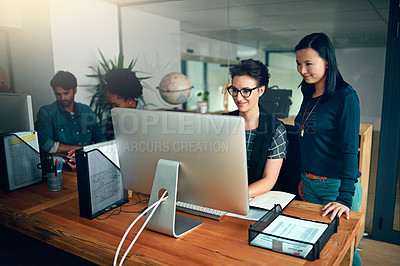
[145,159,203,237]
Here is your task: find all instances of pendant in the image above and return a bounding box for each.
[300,128,304,137]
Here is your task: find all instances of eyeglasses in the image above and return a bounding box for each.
[227,86,258,98]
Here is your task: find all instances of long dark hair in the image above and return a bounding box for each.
[295,33,348,100]
[229,59,270,88]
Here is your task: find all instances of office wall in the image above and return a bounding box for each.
[120,7,265,110]
[6,0,119,118]
[120,7,181,109]
[5,0,266,114]
[336,47,385,131]
[6,1,386,122]
[8,0,55,118]
[0,0,22,29]
[0,33,9,80]
[49,0,119,106]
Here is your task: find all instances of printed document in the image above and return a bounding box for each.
[84,141,124,215]
[3,132,42,190]
[250,215,328,258]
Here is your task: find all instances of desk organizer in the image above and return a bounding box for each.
[76,146,128,219]
[0,132,42,191]
[248,204,339,261]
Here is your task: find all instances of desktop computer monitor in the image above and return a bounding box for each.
[0,93,35,134]
[111,108,249,237]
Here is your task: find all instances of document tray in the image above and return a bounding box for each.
[248,204,339,261]
[76,144,128,219]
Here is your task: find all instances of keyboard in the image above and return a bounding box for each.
[176,201,227,220]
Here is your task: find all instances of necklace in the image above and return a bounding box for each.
[301,96,321,137]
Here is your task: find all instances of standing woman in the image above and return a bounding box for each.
[295,33,363,222]
[225,59,288,199]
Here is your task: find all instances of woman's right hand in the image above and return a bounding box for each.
[298,179,305,200]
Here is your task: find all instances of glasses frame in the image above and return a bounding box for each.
[227,86,259,98]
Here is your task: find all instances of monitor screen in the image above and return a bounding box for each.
[0,93,34,134]
[111,108,249,217]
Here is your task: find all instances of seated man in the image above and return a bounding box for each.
[35,71,106,169]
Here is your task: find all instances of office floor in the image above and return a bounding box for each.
[358,237,400,265]
[359,131,400,265]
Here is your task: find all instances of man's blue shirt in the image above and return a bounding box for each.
[35,101,106,153]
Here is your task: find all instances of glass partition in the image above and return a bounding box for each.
[183,60,205,111]
[267,52,302,118]
[206,62,231,113]
[183,59,236,113]
[0,31,11,93]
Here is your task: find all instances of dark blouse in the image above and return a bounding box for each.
[294,85,361,208]
[225,107,287,185]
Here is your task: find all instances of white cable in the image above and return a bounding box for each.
[113,194,166,266]
[113,191,168,266]
[119,191,167,265]
[113,205,155,266]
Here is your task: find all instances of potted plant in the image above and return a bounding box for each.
[196,91,209,113]
[86,49,151,139]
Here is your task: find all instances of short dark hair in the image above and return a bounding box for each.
[105,68,143,100]
[295,32,348,100]
[50,71,77,90]
[229,59,270,88]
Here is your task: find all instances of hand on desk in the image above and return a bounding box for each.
[322,202,350,220]
[298,180,350,220]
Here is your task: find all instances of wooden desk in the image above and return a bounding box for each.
[0,171,361,265]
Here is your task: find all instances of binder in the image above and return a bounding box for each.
[0,132,42,191]
[76,140,128,219]
[249,204,339,261]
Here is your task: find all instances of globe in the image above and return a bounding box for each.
[157,72,192,105]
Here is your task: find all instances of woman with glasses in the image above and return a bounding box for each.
[225,59,288,199]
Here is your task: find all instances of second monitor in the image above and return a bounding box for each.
[0,93,34,134]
